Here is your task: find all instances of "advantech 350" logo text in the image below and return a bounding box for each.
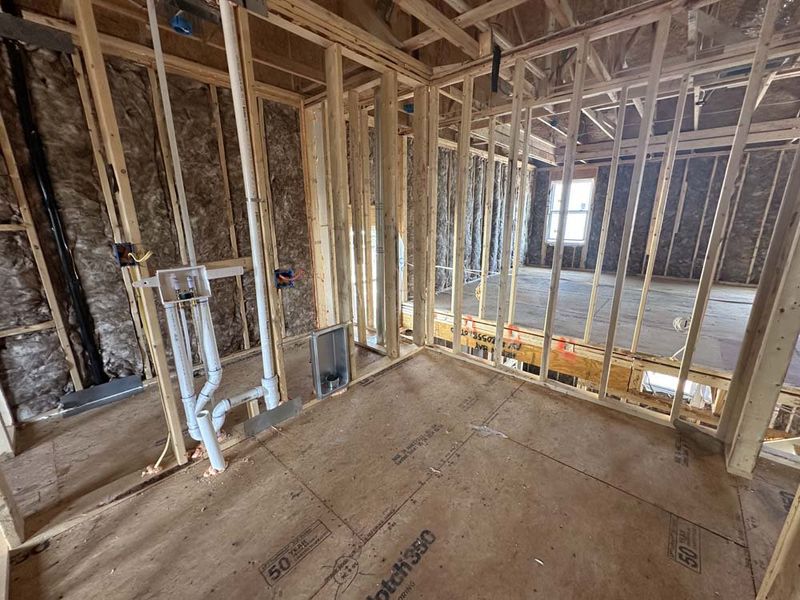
[366,530,436,600]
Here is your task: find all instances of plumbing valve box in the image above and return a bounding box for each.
[156,266,211,305]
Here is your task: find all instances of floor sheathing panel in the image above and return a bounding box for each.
[9,350,798,599]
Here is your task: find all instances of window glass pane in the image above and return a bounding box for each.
[564,212,587,242]
[547,210,560,241]
[569,179,594,211]
[551,181,563,212]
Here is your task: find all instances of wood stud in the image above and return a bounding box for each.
[450,75,474,355]
[540,36,590,380]
[672,0,781,423]
[598,16,671,400]
[584,87,629,343]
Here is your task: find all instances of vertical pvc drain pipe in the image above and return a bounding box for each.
[219,0,279,409]
[197,410,226,471]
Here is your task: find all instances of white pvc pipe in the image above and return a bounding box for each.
[197,410,226,471]
[211,386,264,430]
[219,0,279,410]
[165,304,201,441]
[146,0,196,266]
[194,300,222,414]
[179,306,195,370]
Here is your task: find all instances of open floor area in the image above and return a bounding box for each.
[9,351,798,599]
[436,266,800,384]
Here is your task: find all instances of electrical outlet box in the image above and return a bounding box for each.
[275,268,295,289]
[156,266,211,305]
[113,242,136,267]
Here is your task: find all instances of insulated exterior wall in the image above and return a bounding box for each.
[168,74,244,357]
[0,51,315,418]
[217,87,259,345]
[0,49,142,418]
[523,152,788,284]
[262,100,316,337]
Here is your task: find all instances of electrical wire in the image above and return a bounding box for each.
[277,268,306,284]
[153,432,171,471]
[130,249,153,264]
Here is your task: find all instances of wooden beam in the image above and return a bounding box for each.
[717,154,749,281]
[757,484,800,598]
[325,45,356,375]
[360,106,376,332]
[689,158,718,278]
[396,0,479,58]
[539,36,590,379]
[451,75,474,354]
[256,0,431,85]
[478,116,496,320]
[509,109,534,325]
[425,88,440,346]
[342,0,404,49]
[493,58,526,366]
[402,0,529,52]
[147,68,189,265]
[380,71,400,358]
[598,14,671,399]
[348,92,368,344]
[584,87,629,343]
[570,118,800,161]
[72,53,153,380]
[73,0,187,464]
[399,135,409,304]
[93,0,326,85]
[0,470,22,548]
[436,25,800,126]
[724,143,800,477]
[412,85,431,346]
[22,10,302,107]
[210,84,251,350]
[402,302,800,414]
[0,109,83,393]
[672,0,780,424]
[631,75,690,352]
[544,0,619,109]
[433,0,693,86]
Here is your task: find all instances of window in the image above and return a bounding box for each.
[546,178,594,245]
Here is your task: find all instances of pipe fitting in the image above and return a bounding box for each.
[262,375,279,410]
[211,386,263,431]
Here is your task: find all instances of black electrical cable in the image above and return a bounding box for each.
[1,0,107,386]
[491,44,501,93]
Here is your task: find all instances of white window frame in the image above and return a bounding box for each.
[545,177,595,247]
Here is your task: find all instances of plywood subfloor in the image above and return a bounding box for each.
[0,338,389,540]
[436,266,800,385]
[10,350,799,599]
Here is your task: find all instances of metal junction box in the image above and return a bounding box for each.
[309,324,351,399]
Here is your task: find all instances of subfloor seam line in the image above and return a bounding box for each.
[258,441,366,545]
[502,434,749,550]
[736,484,758,597]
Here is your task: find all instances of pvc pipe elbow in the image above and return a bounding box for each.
[262,375,280,410]
[211,398,231,431]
